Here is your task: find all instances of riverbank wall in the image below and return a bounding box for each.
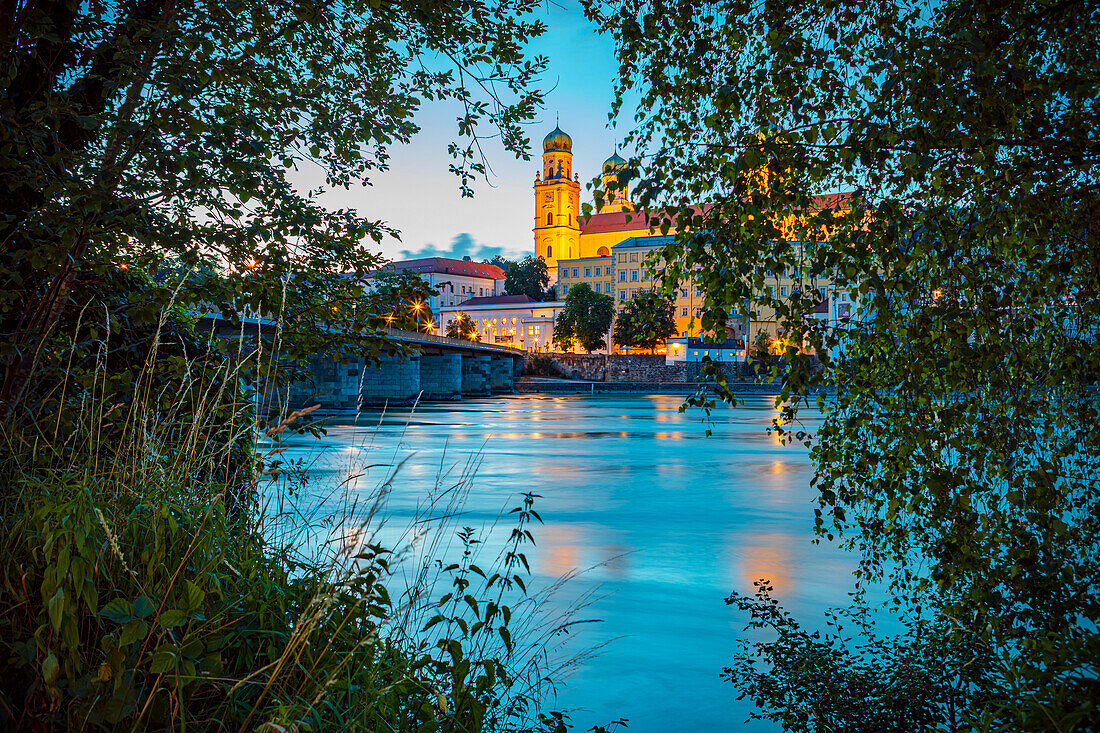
[515,378,791,395]
[526,353,767,384]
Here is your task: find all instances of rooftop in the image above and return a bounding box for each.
[372,257,506,280]
[460,294,538,306]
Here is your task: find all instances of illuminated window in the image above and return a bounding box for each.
[681,307,688,317]
[511,317,516,324]
[492,318,497,325]
[630,253,638,262]
[619,271,626,282]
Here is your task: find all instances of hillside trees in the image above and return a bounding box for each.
[584,0,1100,727]
[0,0,548,425]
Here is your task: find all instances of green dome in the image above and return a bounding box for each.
[542,125,572,152]
[602,150,627,173]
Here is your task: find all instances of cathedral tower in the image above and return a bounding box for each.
[600,151,633,213]
[533,124,580,276]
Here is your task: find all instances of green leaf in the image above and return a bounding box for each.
[100,599,135,624]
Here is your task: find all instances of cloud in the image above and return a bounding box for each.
[398,233,525,262]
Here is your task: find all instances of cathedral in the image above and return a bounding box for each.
[532,124,645,273]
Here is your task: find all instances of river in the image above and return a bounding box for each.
[276,393,861,732]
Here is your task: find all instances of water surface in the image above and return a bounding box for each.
[279,394,860,732]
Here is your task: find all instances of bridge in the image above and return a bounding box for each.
[194,313,527,410]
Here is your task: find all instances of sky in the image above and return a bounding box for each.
[295,2,631,264]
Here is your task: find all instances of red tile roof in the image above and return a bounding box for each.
[378,257,506,280]
[579,193,854,235]
[460,294,537,306]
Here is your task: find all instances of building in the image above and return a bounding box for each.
[367,257,506,319]
[439,295,564,352]
[556,255,614,298]
[529,123,856,355]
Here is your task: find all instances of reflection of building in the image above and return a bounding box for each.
[368,257,505,319]
[438,295,564,351]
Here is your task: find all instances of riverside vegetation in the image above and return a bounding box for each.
[0,0,596,729]
[588,0,1100,729]
[0,271,586,731]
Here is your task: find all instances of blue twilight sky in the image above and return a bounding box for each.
[297,2,632,263]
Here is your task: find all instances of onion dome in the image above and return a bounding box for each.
[542,125,572,153]
[602,150,627,173]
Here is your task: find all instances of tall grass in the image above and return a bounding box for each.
[0,303,590,732]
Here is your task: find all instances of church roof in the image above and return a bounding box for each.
[579,192,854,236]
[602,151,627,172]
[542,125,572,153]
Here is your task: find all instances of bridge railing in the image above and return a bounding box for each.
[383,327,526,356]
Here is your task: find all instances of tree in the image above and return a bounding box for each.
[0,0,548,424]
[505,255,551,300]
[553,283,614,353]
[446,312,480,341]
[363,270,440,332]
[586,0,1100,726]
[613,291,676,353]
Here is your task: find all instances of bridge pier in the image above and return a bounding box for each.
[358,353,421,406]
[489,357,514,393]
[419,353,462,400]
[462,354,491,396]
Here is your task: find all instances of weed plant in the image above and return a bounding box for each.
[0,301,586,732]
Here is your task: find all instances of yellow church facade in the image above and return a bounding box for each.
[533,124,854,349]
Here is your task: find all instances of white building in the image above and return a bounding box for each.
[367,257,506,318]
[439,295,565,351]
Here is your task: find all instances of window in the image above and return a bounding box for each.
[619,290,626,300]
[511,317,516,324]
[780,285,788,297]
[547,213,552,225]
[695,287,702,297]
[560,268,567,279]
[606,283,612,293]
[585,268,591,278]
[631,270,639,281]
[562,285,568,295]
[619,271,626,282]
[630,253,638,262]
[618,253,626,263]
[492,318,497,325]
[572,268,579,277]
[681,307,688,317]
[680,288,688,299]
[631,289,638,298]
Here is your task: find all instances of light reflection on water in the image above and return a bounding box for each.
[277,394,860,732]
